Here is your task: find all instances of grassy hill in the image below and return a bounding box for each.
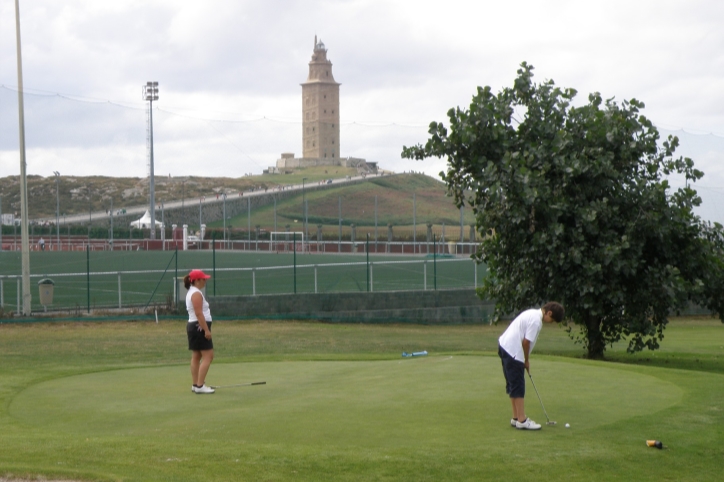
[0,169,477,238]
[212,173,476,234]
[0,166,358,220]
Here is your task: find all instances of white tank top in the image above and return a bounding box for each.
[186,286,212,323]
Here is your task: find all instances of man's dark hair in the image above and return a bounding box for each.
[542,302,565,322]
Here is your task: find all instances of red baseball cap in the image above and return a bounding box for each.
[188,269,211,281]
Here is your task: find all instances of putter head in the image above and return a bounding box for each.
[546,421,557,425]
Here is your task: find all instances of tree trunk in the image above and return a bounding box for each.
[585,316,606,360]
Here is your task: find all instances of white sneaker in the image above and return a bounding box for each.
[192,385,196,393]
[516,418,541,430]
[510,418,518,427]
[195,384,215,394]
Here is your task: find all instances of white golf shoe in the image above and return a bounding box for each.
[516,418,542,430]
[195,384,215,394]
[510,418,518,427]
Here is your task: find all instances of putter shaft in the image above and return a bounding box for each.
[210,381,266,389]
[527,372,555,424]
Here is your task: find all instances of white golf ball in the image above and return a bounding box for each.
[565,423,570,428]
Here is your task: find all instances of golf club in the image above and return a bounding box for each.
[527,371,556,425]
[210,381,266,389]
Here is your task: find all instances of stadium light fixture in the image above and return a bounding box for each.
[143,81,159,239]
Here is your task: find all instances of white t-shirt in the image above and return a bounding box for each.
[186,286,212,323]
[498,308,543,362]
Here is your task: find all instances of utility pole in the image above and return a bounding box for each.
[14,0,31,314]
[53,171,60,249]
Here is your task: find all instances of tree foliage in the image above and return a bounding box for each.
[402,63,724,358]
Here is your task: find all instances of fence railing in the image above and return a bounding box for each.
[0,252,484,315]
[1,236,480,256]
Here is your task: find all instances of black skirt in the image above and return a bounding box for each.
[187,321,213,351]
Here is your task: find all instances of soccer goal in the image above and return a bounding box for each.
[270,231,305,252]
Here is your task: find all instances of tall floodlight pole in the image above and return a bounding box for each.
[143,81,159,239]
[181,179,186,226]
[53,171,60,249]
[302,177,307,244]
[14,0,31,315]
[413,192,417,254]
[88,187,92,239]
[110,198,114,246]
[222,193,227,243]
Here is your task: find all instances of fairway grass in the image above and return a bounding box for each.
[0,319,722,481]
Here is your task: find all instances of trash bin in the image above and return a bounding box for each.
[176,277,206,306]
[447,241,457,255]
[38,278,55,310]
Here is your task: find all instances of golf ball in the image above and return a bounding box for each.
[565,423,570,428]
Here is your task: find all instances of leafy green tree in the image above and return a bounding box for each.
[402,63,724,359]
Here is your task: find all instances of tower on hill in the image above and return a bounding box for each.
[302,36,340,160]
[268,37,376,175]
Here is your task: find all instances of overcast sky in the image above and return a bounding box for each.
[2,0,724,221]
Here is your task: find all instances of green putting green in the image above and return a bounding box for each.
[11,357,680,446]
[2,319,722,481]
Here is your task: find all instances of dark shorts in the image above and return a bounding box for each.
[187,321,213,351]
[498,344,525,398]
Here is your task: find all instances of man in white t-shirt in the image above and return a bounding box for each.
[498,302,564,430]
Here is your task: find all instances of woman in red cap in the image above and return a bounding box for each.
[184,269,215,394]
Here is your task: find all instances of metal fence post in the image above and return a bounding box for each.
[433,234,437,290]
[366,234,370,292]
[252,268,256,296]
[86,244,90,313]
[293,234,297,294]
[118,272,122,308]
[424,260,427,291]
[174,247,178,309]
[314,265,318,293]
[474,260,478,289]
[370,263,374,292]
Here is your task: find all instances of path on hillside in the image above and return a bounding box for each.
[32,174,388,226]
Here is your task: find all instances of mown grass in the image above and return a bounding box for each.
[0,317,722,481]
[216,173,477,232]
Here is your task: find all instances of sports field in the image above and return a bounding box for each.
[0,317,722,481]
[0,251,483,312]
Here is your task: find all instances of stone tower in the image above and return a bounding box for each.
[301,36,340,160]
